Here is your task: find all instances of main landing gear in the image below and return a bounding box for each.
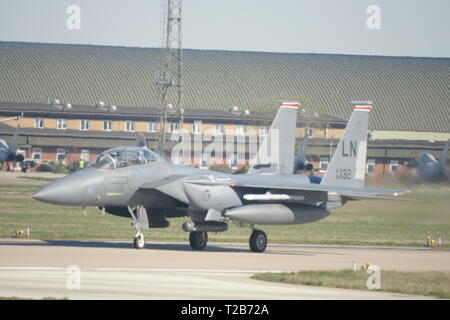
[187,228,268,253]
[249,229,267,253]
[189,231,208,250]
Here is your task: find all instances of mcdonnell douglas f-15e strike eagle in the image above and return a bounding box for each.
[33,101,409,252]
[0,127,24,164]
[411,140,449,182]
[0,114,24,163]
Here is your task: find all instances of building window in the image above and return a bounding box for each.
[57,119,67,130]
[56,148,66,162]
[214,124,224,135]
[32,148,42,161]
[80,120,90,131]
[34,118,44,129]
[236,125,246,136]
[169,122,180,133]
[148,122,157,133]
[125,121,135,132]
[80,149,90,161]
[103,120,112,131]
[390,160,399,173]
[367,159,376,175]
[258,127,267,137]
[319,157,329,171]
[192,121,202,134]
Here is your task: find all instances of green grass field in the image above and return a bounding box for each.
[0,183,449,247]
[251,270,450,299]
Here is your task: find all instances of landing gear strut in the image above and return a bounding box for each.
[249,229,267,253]
[189,231,208,250]
[128,206,148,249]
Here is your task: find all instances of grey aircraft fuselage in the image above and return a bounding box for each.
[32,161,328,221]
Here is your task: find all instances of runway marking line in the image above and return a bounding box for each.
[0,239,437,251]
[0,266,293,274]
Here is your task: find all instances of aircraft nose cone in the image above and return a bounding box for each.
[33,174,84,205]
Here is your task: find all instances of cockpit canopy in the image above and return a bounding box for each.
[90,146,165,170]
[417,152,437,163]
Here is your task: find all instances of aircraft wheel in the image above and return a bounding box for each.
[249,230,267,253]
[134,233,145,249]
[189,231,208,250]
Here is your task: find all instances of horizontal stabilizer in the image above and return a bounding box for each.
[341,195,417,202]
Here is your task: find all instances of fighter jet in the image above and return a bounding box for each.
[0,126,24,163]
[33,101,409,252]
[411,140,449,181]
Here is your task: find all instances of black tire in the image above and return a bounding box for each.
[249,230,267,253]
[189,231,208,250]
[134,234,145,249]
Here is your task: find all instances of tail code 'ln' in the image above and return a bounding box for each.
[321,101,372,188]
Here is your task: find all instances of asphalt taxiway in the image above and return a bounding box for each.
[0,239,448,299]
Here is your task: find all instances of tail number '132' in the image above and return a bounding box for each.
[336,168,352,180]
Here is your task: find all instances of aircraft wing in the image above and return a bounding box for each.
[227,178,409,200]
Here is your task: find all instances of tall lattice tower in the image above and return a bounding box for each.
[157,0,183,155]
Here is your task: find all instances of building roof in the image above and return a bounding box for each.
[0,41,449,132]
[0,101,346,127]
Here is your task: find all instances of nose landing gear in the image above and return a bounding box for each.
[128,206,148,249]
[134,232,145,249]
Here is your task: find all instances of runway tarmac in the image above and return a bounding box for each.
[0,239,448,299]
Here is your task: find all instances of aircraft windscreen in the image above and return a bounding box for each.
[0,139,8,148]
[92,152,118,170]
[91,147,163,170]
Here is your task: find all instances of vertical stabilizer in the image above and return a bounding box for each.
[321,101,372,188]
[249,101,299,175]
[10,125,19,154]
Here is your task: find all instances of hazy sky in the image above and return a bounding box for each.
[0,0,449,57]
